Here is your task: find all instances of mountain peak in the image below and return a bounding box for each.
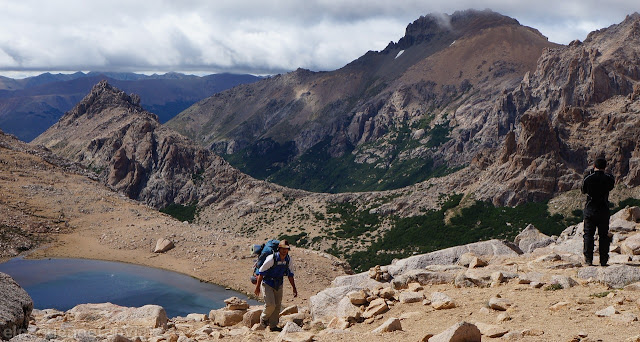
[67,80,145,120]
[385,9,520,51]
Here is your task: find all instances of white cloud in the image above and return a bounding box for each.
[0,0,638,76]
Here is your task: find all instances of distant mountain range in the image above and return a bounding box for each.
[0,72,261,142]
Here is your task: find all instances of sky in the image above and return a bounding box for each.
[0,0,638,78]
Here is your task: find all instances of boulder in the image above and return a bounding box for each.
[211,309,244,327]
[154,238,175,253]
[550,275,578,289]
[0,273,33,341]
[431,292,456,310]
[310,285,365,321]
[224,297,249,311]
[488,295,512,311]
[475,322,508,338]
[8,334,46,342]
[280,305,298,316]
[331,296,362,321]
[595,306,619,317]
[347,290,368,305]
[514,224,555,253]
[113,305,168,328]
[621,233,640,255]
[577,265,640,288]
[362,298,389,319]
[387,240,521,276]
[518,272,544,284]
[399,291,424,304]
[281,313,305,326]
[609,218,637,233]
[242,309,262,328]
[456,253,480,267]
[327,317,351,330]
[429,321,481,342]
[69,303,168,329]
[185,313,207,322]
[391,270,456,290]
[371,317,402,333]
[368,265,392,282]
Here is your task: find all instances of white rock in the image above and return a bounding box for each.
[488,295,512,311]
[475,322,508,338]
[399,291,424,303]
[431,292,456,310]
[371,317,402,333]
[621,233,640,255]
[595,306,619,317]
[154,238,175,253]
[429,321,481,342]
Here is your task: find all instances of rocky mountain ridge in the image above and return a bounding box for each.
[469,12,640,205]
[166,9,558,193]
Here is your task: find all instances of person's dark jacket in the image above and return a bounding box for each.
[582,170,615,217]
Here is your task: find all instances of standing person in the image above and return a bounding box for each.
[582,157,615,266]
[254,240,297,331]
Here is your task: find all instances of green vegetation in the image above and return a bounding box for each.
[160,202,198,223]
[612,198,640,213]
[544,284,563,291]
[225,138,297,179]
[326,202,381,239]
[590,291,613,298]
[278,232,309,246]
[265,132,455,193]
[325,195,576,272]
[223,119,456,193]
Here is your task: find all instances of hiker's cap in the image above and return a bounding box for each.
[278,240,291,249]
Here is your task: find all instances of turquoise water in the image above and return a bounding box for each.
[0,257,257,318]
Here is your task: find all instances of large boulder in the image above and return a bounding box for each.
[514,224,555,253]
[69,303,168,328]
[0,273,33,341]
[391,270,456,289]
[621,233,640,255]
[387,240,522,276]
[429,321,481,342]
[310,285,366,321]
[577,265,640,288]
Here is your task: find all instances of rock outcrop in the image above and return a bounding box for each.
[0,273,33,341]
[32,81,290,210]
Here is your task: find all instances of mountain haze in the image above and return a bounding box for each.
[0,72,260,142]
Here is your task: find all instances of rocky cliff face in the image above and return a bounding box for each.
[470,13,640,205]
[32,81,289,209]
[167,9,558,193]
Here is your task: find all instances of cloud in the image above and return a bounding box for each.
[0,0,638,76]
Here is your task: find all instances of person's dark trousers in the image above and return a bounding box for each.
[583,215,610,265]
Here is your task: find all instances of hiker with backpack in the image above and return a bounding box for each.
[253,239,298,331]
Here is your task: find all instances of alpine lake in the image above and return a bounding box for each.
[0,257,258,318]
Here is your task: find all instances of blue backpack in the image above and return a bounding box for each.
[250,239,281,284]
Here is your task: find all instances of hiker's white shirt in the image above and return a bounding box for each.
[259,254,295,274]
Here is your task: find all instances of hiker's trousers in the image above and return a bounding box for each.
[584,214,610,265]
[260,283,283,328]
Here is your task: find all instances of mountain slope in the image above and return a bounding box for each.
[0,72,260,142]
[469,12,640,205]
[167,9,558,193]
